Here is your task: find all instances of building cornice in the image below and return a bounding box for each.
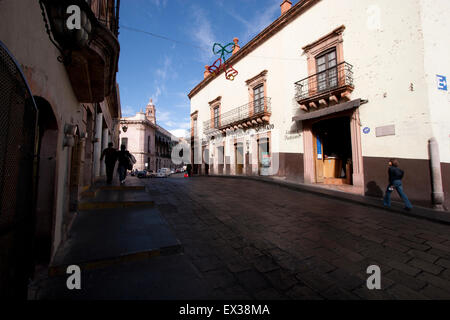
[119,118,156,129]
[302,25,345,52]
[187,0,321,99]
[245,70,268,86]
[208,96,222,106]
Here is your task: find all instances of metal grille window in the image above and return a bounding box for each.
[253,85,264,113]
[316,49,338,92]
[0,40,38,296]
[193,118,197,136]
[214,107,219,128]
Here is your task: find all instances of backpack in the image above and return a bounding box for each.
[126,152,137,171]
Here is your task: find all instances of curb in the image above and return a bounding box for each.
[48,244,184,277]
[78,201,155,211]
[203,174,450,225]
[98,185,146,191]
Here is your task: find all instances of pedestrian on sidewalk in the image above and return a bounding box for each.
[100,142,117,184]
[117,145,135,185]
[383,159,413,211]
[186,163,192,177]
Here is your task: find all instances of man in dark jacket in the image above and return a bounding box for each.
[116,145,133,185]
[100,142,117,184]
[383,159,413,211]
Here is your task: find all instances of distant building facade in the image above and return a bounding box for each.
[189,0,450,210]
[119,99,178,172]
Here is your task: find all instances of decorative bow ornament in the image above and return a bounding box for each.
[212,42,235,62]
[207,42,239,81]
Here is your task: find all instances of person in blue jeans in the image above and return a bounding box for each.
[383,159,413,211]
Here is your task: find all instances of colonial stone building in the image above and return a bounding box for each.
[189,0,450,210]
[119,99,178,172]
[0,0,121,297]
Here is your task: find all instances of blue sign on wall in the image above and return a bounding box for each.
[317,137,322,160]
[437,75,448,91]
[363,127,371,134]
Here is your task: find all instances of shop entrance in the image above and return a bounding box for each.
[312,116,353,185]
[235,143,244,175]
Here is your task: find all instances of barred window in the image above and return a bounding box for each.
[253,84,264,113]
[214,107,219,128]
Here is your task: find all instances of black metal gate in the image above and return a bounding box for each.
[0,40,38,298]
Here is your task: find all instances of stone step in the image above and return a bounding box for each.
[49,206,182,276]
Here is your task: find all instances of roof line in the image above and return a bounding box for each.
[187,0,321,99]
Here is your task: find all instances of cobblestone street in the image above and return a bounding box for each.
[146,175,450,300]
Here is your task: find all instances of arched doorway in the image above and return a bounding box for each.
[33,97,58,266]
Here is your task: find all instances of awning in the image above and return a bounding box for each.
[292,98,363,122]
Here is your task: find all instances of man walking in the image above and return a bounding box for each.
[383,159,413,211]
[100,142,117,184]
[116,145,135,185]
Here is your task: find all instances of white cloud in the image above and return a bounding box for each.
[169,129,189,138]
[151,85,163,104]
[189,6,216,62]
[163,120,178,127]
[155,56,177,81]
[222,2,280,44]
[157,110,171,122]
[121,105,136,117]
[150,0,168,8]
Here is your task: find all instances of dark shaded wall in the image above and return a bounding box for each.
[363,156,434,208]
[276,152,304,183]
[442,163,450,210]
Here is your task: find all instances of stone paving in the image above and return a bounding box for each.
[144,175,450,300]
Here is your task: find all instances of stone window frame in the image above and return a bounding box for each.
[208,96,222,129]
[246,70,268,117]
[302,25,345,79]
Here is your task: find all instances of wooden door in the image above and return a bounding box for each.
[313,132,324,183]
[235,143,243,175]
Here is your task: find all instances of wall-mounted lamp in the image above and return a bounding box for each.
[64,123,78,136]
[63,135,75,147]
[122,125,128,133]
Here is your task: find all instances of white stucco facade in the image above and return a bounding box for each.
[189,0,450,208]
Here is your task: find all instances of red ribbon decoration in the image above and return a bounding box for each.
[225,65,238,81]
[207,58,238,81]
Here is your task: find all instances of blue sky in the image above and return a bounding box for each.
[117,0,286,137]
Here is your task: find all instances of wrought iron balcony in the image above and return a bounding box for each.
[40,0,120,103]
[203,97,271,134]
[295,62,354,104]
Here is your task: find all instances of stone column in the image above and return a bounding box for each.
[93,113,103,177]
[350,109,364,189]
[302,122,315,184]
[100,128,109,176]
[429,137,445,210]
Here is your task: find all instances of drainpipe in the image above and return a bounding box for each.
[428,137,444,210]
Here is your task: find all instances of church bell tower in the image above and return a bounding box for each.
[146,99,156,124]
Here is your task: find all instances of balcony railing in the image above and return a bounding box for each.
[203,97,271,134]
[295,62,354,102]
